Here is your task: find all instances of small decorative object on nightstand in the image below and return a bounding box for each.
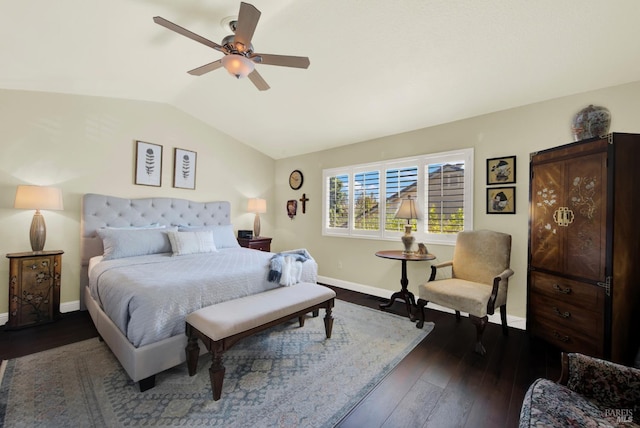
[237,237,272,252]
[6,250,63,329]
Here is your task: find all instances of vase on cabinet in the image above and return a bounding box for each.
[571,104,611,141]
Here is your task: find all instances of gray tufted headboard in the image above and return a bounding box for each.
[80,193,231,308]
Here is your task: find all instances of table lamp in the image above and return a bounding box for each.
[247,198,267,238]
[395,195,418,254]
[14,185,64,252]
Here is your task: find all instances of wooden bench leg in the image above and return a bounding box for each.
[324,303,334,338]
[210,342,225,401]
[185,327,200,376]
[298,316,305,327]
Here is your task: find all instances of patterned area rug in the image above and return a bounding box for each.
[0,300,432,427]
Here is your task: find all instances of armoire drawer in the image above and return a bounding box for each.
[529,271,605,312]
[528,311,604,357]
[529,293,604,338]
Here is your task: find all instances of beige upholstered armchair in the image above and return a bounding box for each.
[416,229,513,355]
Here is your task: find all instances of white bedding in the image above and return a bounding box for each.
[89,248,318,347]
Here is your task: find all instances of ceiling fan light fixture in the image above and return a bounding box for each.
[221,54,254,79]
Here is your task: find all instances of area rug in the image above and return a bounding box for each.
[0,300,432,427]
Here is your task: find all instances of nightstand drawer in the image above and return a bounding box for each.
[237,237,272,252]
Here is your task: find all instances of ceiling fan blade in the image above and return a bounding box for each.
[252,53,310,69]
[234,2,261,51]
[248,69,270,91]
[188,59,224,76]
[153,16,225,53]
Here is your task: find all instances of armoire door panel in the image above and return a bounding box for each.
[530,161,565,272]
[564,151,608,282]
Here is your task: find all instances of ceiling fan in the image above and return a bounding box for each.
[153,2,310,91]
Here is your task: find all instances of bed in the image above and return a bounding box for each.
[80,193,318,390]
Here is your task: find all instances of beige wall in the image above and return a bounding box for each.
[273,80,640,318]
[0,89,275,316]
[2,81,639,321]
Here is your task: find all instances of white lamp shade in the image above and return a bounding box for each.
[14,185,64,211]
[247,198,267,214]
[395,196,418,220]
[221,54,255,78]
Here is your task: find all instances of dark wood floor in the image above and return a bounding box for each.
[0,286,560,428]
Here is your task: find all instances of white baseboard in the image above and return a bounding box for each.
[0,300,80,326]
[317,275,526,330]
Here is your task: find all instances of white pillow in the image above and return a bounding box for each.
[167,231,217,256]
[177,224,240,249]
[97,227,176,260]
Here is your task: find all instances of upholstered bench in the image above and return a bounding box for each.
[185,282,336,400]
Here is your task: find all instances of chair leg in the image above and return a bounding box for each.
[500,305,508,336]
[416,298,428,329]
[469,315,488,356]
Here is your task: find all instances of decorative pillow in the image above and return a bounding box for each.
[97,227,176,260]
[177,224,240,249]
[167,231,217,256]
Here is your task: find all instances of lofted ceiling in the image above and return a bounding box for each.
[2,1,640,159]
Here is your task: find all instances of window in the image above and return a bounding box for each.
[323,148,474,244]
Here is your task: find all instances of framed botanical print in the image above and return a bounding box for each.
[173,148,197,190]
[487,186,516,214]
[135,140,163,187]
[486,155,516,185]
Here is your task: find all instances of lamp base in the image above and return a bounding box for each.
[30,210,46,252]
[401,224,415,254]
[253,213,261,238]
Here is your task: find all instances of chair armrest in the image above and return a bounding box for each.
[487,268,515,313]
[429,260,452,281]
[562,352,640,416]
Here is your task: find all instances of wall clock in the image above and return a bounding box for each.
[289,170,304,190]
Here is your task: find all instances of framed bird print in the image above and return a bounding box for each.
[135,140,163,187]
[487,186,516,214]
[486,155,516,185]
[173,148,197,189]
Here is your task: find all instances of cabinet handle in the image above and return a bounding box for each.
[553,307,571,319]
[553,331,570,342]
[552,284,572,294]
[553,207,574,227]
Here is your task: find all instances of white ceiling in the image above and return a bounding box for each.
[2,1,640,159]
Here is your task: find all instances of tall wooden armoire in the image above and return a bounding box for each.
[527,133,640,365]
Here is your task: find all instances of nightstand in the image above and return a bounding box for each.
[237,237,272,252]
[5,250,63,329]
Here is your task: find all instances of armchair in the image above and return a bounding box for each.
[519,352,640,427]
[415,229,513,355]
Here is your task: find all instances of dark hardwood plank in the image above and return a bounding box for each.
[328,285,560,428]
[0,311,98,360]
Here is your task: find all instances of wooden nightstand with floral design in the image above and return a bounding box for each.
[5,250,63,329]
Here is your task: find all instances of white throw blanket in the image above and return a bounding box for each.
[268,249,311,286]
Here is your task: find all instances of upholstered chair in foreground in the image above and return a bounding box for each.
[415,229,513,355]
[519,352,640,427]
